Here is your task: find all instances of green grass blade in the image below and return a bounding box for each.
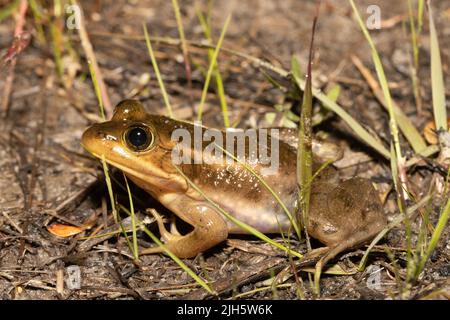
[297,71,313,231]
[101,156,117,221]
[196,5,230,127]
[291,55,303,80]
[349,0,403,163]
[320,93,390,158]
[291,56,390,158]
[295,12,316,255]
[417,182,450,276]
[142,23,174,118]
[350,3,426,154]
[427,1,447,131]
[88,61,106,120]
[417,0,425,34]
[358,194,431,271]
[123,173,139,260]
[197,13,232,121]
[0,0,19,22]
[326,84,341,102]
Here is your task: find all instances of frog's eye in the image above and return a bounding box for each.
[124,125,154,151]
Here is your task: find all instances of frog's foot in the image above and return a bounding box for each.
[142,205,229,258]
[140,209,183,256]
[145,209,182,242]
[140,246,164,255]
[296,247,330,268]
[170,215,181,236]
[313,230,375,291]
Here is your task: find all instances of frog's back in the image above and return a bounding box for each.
[159,119,300,233]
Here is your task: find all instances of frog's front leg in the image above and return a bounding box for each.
[141,199,229,258]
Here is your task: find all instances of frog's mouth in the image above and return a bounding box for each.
[86,148,163,180]
[81,142,185,192]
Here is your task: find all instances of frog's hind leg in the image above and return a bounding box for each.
[140,209,184,256]
[313,230,376,292]
[145,209,181,242]
[142,203,229,258]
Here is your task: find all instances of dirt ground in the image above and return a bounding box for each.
[0,0,449,300]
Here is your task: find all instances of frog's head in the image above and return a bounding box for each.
[81,100,186,192]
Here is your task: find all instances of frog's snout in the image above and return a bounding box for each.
[81,125,96,150]
[81,124,107,154]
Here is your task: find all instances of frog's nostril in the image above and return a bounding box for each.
[93,131,117,141]
[96,131,107,139]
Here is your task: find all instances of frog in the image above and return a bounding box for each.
[81,99,387,268]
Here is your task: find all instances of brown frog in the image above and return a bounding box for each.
[81,100,387,267]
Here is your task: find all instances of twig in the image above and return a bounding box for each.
[1,211,23,234]
[1,0,29,117]
[71,0,112,118]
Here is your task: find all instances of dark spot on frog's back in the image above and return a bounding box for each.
[361,200,382,220]
[309,220,319,232]
[335,187,354,210]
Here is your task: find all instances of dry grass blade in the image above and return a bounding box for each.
[407,0,422,115]
[88,61,105,120]
[349,0,411,207]
[427,0,447,131]
[171,0,192,96]
[70,0,112,118]
[295,76,390,159]
[351,55,426,154]
[1,0,28,117]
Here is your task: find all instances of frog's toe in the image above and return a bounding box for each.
[170,216,181,236]
[146,208,183,242]
[140,246,165,255]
